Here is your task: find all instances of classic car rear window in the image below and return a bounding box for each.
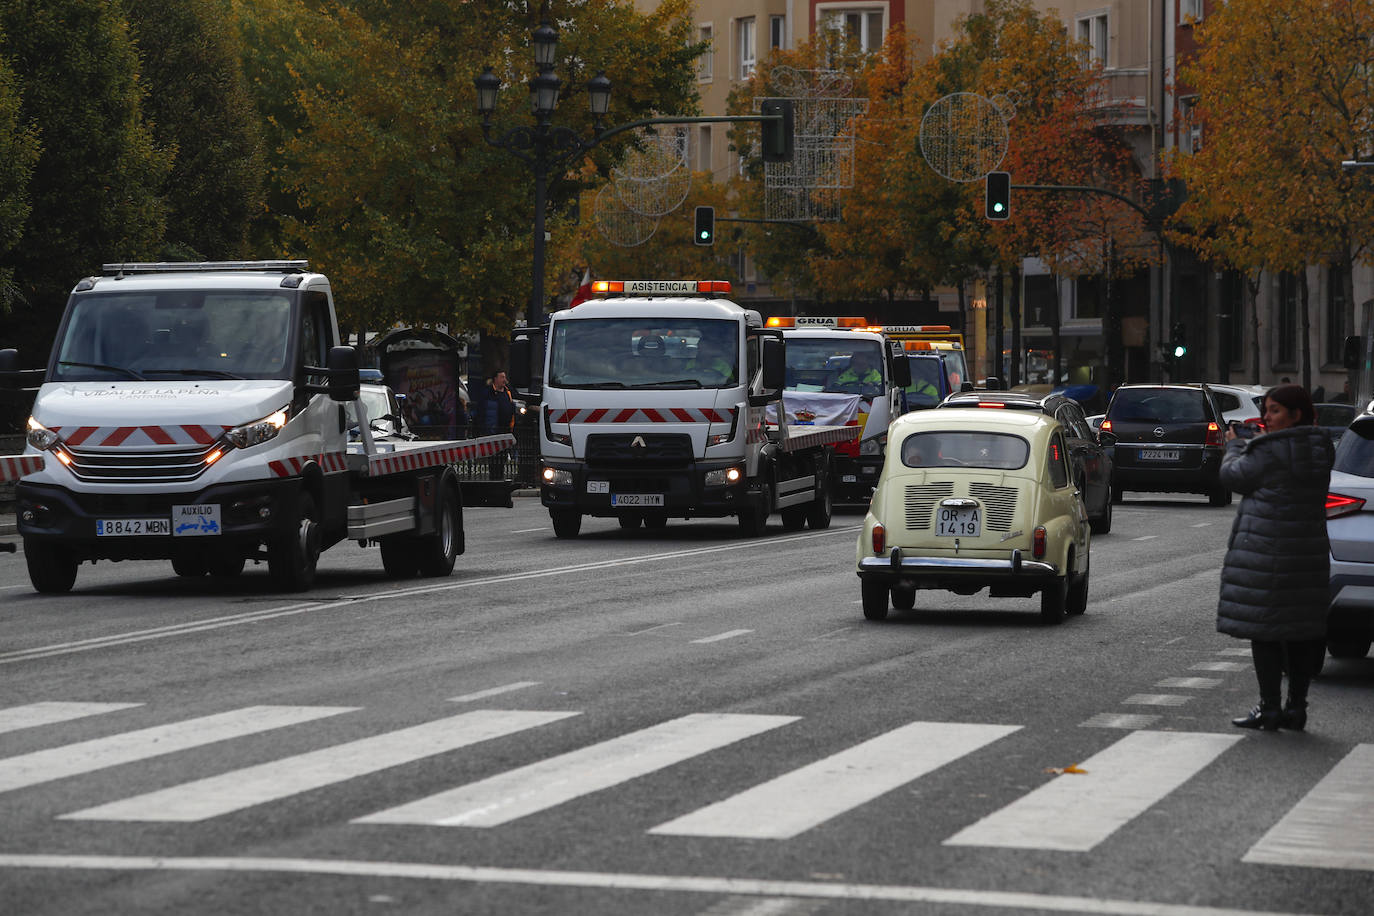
[900,431,1029,470]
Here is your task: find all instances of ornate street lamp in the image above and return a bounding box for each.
[475,23,611,327]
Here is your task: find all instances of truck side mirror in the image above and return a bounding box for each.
[508,328,543,400]
[761,337,785,391]
[326,346,360,402]
[1343,335,1363,371]
[509,336,531,390]
[888,343,911,388]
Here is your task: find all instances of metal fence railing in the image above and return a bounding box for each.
[447,412,540,489]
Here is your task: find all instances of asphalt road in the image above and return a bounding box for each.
[2,494,1373,916]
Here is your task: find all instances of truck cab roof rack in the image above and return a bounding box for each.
[100,260,310,275]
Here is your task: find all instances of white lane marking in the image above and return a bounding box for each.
[1122,694,1192,707]
[1244,744,1374,871]
[1079,713,1161,729]
[1216,647,1252,657]
[0,854,1319,916]
[1132,535,1159,541]
[0,701,143,735]
[810,627,853,640]
[651,722,1019,840]
[356,713,798,827]
[620,622,683,637]
[511,528,548,534]
[692,630,754,644]
[945,731,1241,851]
[0,584,27,590]
[62,710,578,822]
[0,706,355,794]
[0,527,861,666]
[448,682,541,703]
[1155,677,1223,689]
[1190,522,1212,527]
[1191,661,1247,672]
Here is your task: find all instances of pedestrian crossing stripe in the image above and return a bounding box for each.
[4,700,1374,870]
[355,713,797,827]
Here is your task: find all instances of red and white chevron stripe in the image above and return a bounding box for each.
[548,407,734,424]
[52,425,230,447]
[267,451,349,478]
[366,435,515,477]
[0,454,44,482]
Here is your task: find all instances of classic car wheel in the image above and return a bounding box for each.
[1089,496,1112,535]
[1067,570,1089,616]
[1040,577,1067,624]
[891,585,916,611]
[1327,636,1372,659]
[861,578,889,621]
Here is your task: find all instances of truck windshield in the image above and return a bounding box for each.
[784,339,885,396]
[549,318,739,389]
[50,290,295,382]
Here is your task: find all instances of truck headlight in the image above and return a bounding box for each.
[860,434,886,456]
[704,466,742,487]
[26,416,59,451]
[226,406,290,449]
[541,467,572,487]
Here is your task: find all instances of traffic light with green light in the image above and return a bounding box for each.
[985,171,1010,220]
[694,206,715,246]
[1171,321,1187,358]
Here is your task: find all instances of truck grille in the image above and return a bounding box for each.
[61,443,218,483]
[586,433,693,469]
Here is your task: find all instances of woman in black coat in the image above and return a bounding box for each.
[1217,384,1334,731]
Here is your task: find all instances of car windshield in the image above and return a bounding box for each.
[1333,420,1374,475]
[345,387,393,427]
[51,290,294,381]
[784,339,885,394]
[548,317,738,389]
[1108,389,1206,423]
[901,431,1030,470]
[904,357,944,407]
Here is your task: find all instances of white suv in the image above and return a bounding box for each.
[1327,406,1374,662]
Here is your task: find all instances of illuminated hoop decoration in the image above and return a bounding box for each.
[611,127,692,218]
[918,91,1016,183]
[592,182,659,248]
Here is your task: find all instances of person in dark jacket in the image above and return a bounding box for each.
[472,371,518,480]
[1217,384,1334,731]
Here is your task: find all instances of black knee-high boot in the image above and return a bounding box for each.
[1233,640,1283,730]
[1280,640,1320,731]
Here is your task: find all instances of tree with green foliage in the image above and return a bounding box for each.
[233,0,704,349]
[0,0,170,356]
[126,0,265,261]
[0,35,39,313]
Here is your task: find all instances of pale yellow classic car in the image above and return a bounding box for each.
[856,408,1091,624]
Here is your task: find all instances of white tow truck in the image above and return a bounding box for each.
[508,279,858,537]
[763,317,911,503]
[0,261,513,593]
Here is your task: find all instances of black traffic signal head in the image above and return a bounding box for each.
[1171,321,1187,358]
[694,206,715,246]
[760,99,794,163]
[985,171,1010,220]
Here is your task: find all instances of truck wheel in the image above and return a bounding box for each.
[551,508,582,539]
[207,554,246,578]
[417,485,461,577]
[644,512,668,530]
[806,473,833,530]
[380,537,418,579]
[1327,636,1372,658]
[171,555,208,577]
[26,539,78,594]
[617,513,642,529]
[737,482,771,537]
[268,492,320,592]
[861,578,889,621]
[780,505,808,531]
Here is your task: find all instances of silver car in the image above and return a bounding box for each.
[1326,406,1374,660]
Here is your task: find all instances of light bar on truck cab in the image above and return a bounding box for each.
[883,325,951,334]
[765,316,869,329]
[101,260,310,274]
[590,279,732,298]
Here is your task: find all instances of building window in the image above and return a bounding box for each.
[698,24,713,81]
[770,15,786,50]
[1181,0,1205,24]
[1327,265,1347,364]
[697,125,712,173]
[1180,95,1202,153]
[1074,275,1102,320]
[1076,12,1109,66]
[821,6,886,54]
[1276,273,1298,366]
[737,17,756,80]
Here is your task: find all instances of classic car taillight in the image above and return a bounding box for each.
[872,524,886,554]
[1032,526,1047,559]
[1326,492,1366,520]
[1205,421,1222,447]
